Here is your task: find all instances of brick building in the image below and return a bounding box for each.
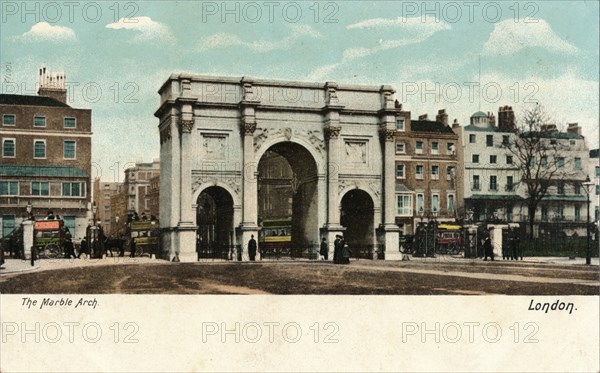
[394,107,462,234]
[144,174,160,220]
[109,161,160,226]
[92,178,120,235]
[0,67,92,239]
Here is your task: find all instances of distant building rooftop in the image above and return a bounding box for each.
[0,94,71,108]
[411,120,455,134]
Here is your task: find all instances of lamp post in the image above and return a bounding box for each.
[432,208,438,256]
[92,202,97,226]
[115,215,120,238]
[417,207,425,256]
[583,175,594,265]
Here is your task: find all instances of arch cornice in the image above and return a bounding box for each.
[254,134,325,171]
[191,180,241,207]
[337,184,380,208]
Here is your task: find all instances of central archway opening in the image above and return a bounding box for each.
[196,186,234,260]
[258,142,318,258]
[340,189,375,259]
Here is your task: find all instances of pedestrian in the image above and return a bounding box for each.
[483,236,494,261]
[333,235,341,264]
[513,234,522,260]
[320,237,328,260]
[45,210,55,220]
[77,238,88,258]
[130,239,137,258]
[248,234,257,261]
[64,238,76,259]
[342,241,352,264]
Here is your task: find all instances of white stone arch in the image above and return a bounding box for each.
[254,135,325,172]
[192,181,241,208]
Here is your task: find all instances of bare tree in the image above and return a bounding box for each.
[500,104,568,238]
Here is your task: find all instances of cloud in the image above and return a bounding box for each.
[347,16,449,33]
[106,16,174,42]
[483,19,578,56]
[341,17,451,62]
[18,22,76,43]
[198,25,322,52]
[306,17,451,80]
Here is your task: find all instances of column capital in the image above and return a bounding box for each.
[241,119,257,135]
[380,127,396,142]
[178,119,194,135]
[324,124,341,140]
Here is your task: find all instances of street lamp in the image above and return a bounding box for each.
[115,215,120,238]
[418,207,425,224]
[26,201,33,220]
[432,208,438,256]
[92,201,97,225]
[583,175,594,265]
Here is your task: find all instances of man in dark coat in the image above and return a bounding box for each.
[483,236,494,261]
[64,238,76,259]
[320,237,328,260]
[248,235,257,261]
[333,235,341,264]
[77,238,88,259]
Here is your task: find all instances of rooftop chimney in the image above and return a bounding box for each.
[418,114,428,121]
[498,105,516,131]
[436,109,448,126]
[541,124,558,132]
[38,66,67,104]
[452,118,460,129]
[488,112,496,127]
[567,122,581,136]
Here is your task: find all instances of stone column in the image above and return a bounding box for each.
[487,224,505,258]
[22,220,34,260]
[323,83,346,260]
[239,82,260,261]
[176,100,198,262]
[379,86,401,260]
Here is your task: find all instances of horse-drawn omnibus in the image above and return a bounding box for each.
[34,219,68,258]
[435,224,463,254]
[259,218,292,258]
[129,220,160,257]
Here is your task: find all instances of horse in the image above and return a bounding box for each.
[104,237,126,257]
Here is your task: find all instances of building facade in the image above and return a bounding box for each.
[588,149,599,223]
[108,160,160,230]
[145,174,161,220]
[92,178,120,235]
[458,106,590,237]
[458,108,523,223]
[394,108,462,234]
[0,67,92,239]
[534,123,589,236]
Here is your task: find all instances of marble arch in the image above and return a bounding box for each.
[155,74,401,261]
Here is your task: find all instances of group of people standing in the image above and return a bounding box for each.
[328,235,351,264]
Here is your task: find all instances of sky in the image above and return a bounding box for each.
[1,0,598,182]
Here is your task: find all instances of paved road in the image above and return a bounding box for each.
[1,256,598,295]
